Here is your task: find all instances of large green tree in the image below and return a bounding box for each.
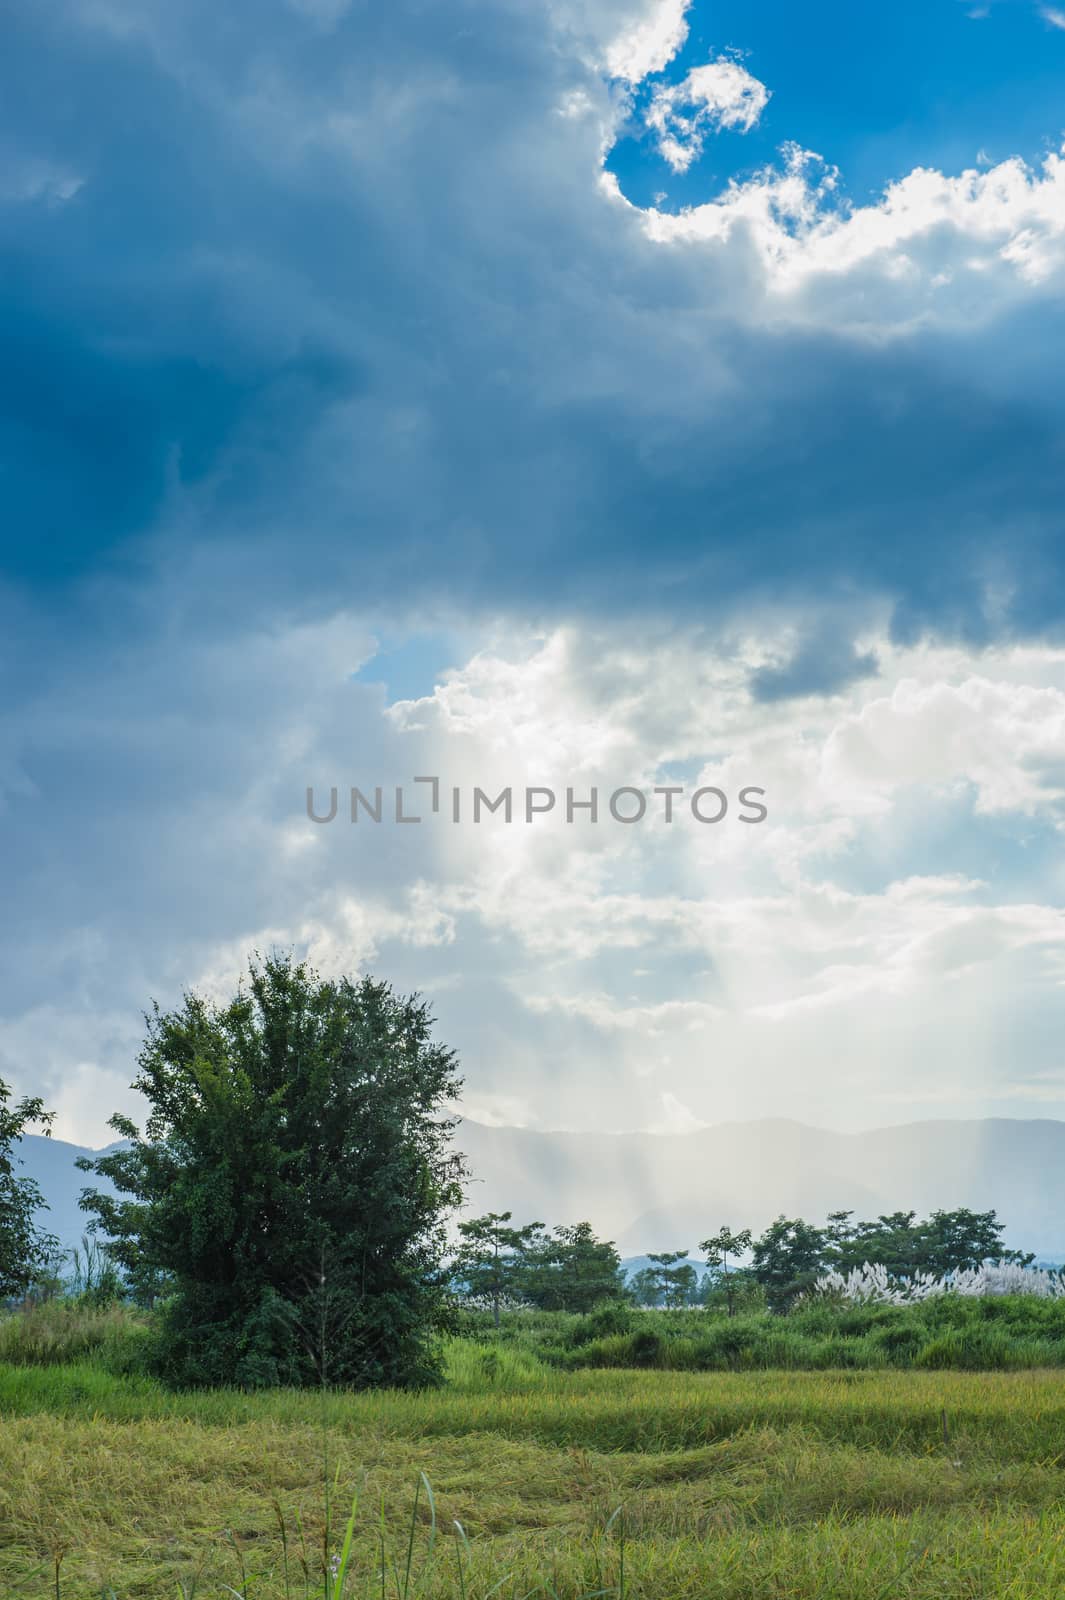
[0,1078,59,1301]
[77,955,466,1389]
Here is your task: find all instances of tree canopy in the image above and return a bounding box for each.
[453,1211,543,1325]
[0,1077,59,1301]
[742,1205,1033,1310]
[77,954,466,1388]
[521,1222,626,1312]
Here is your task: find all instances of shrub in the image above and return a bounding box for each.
[915,1328,1025,1370]
[568,1301,634,1345]
[630,1328,666,1367]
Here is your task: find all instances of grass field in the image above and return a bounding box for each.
[3,1333,1065,1598]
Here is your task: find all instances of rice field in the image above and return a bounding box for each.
[3,1341,1065,1598]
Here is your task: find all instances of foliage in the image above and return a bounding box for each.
[696,1269,765,1317]
[750,1216,828,1311]
[451,1211,542,1327]
[68,1233,125,1307]
[636,1250,697,1308]
[76,954,465,1389]
[743,1207,1032,1312]
[699,1226,753,1317]
[518,1221,627,1312]
[629,1266,663,1306]
[0,1076,59,1301]
[822,1207,1034,1277]
[0,1297,153,1373]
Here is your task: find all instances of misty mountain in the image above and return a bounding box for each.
[15,1116,1065,1262]
[453,1116,1065,1259]
[14,1135,122,1259]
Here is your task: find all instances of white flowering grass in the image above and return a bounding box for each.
[815,1261,1065,1304]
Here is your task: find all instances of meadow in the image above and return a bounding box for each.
[3,1304,1065,1598]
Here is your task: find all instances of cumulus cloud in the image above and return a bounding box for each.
[7,609,1064,1139]
[644,56,770,172]
[609,141,1065,327]
[602,0,691,82]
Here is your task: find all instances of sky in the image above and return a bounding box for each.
[3,0,1065,1148]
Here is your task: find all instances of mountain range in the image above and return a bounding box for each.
[15,1115,1065,1261]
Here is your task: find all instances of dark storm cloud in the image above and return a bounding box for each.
[1,0,1063,643]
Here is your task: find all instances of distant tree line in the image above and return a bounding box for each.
[452,1207,1036,1317]
[744,1208,1034,1311]
[452,1213,625,1320]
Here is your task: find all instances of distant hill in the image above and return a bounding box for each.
[16,1115,1065,1262]
[619,1255,709,1281]
[14,1135,121,1258]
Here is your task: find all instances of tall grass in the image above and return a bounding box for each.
[0,1300,153,1373]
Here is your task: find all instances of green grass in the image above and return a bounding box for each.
[5,1303,1065,1596]
[4,1344,1065,1597]
[456,1297,1065,1374]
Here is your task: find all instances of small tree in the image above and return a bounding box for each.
[699,1226,753,1317]
[0,1077,59,1302]
[824,1210,856,1259]
[77,954,466,1389]
[646,1250,697,1309]
[453,1212,542,1326]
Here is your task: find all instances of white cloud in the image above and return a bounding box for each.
[523,991,723,1031]
[823,675,1065,816]
[9,612,1065,1139]
[596,31,1065,331]
[613,138,1065,329]
[1041,5,1065,27]
[645,57,770,173]
[603,0,691,83]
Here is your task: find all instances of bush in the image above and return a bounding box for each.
[915,1328,1030,1370]
[872,1322,925,1362]
[630,1328,666,1367]
[567,1301,634,1346]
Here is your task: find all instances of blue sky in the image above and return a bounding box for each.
[3,0,1065,1150]
[610,0,1065,212]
